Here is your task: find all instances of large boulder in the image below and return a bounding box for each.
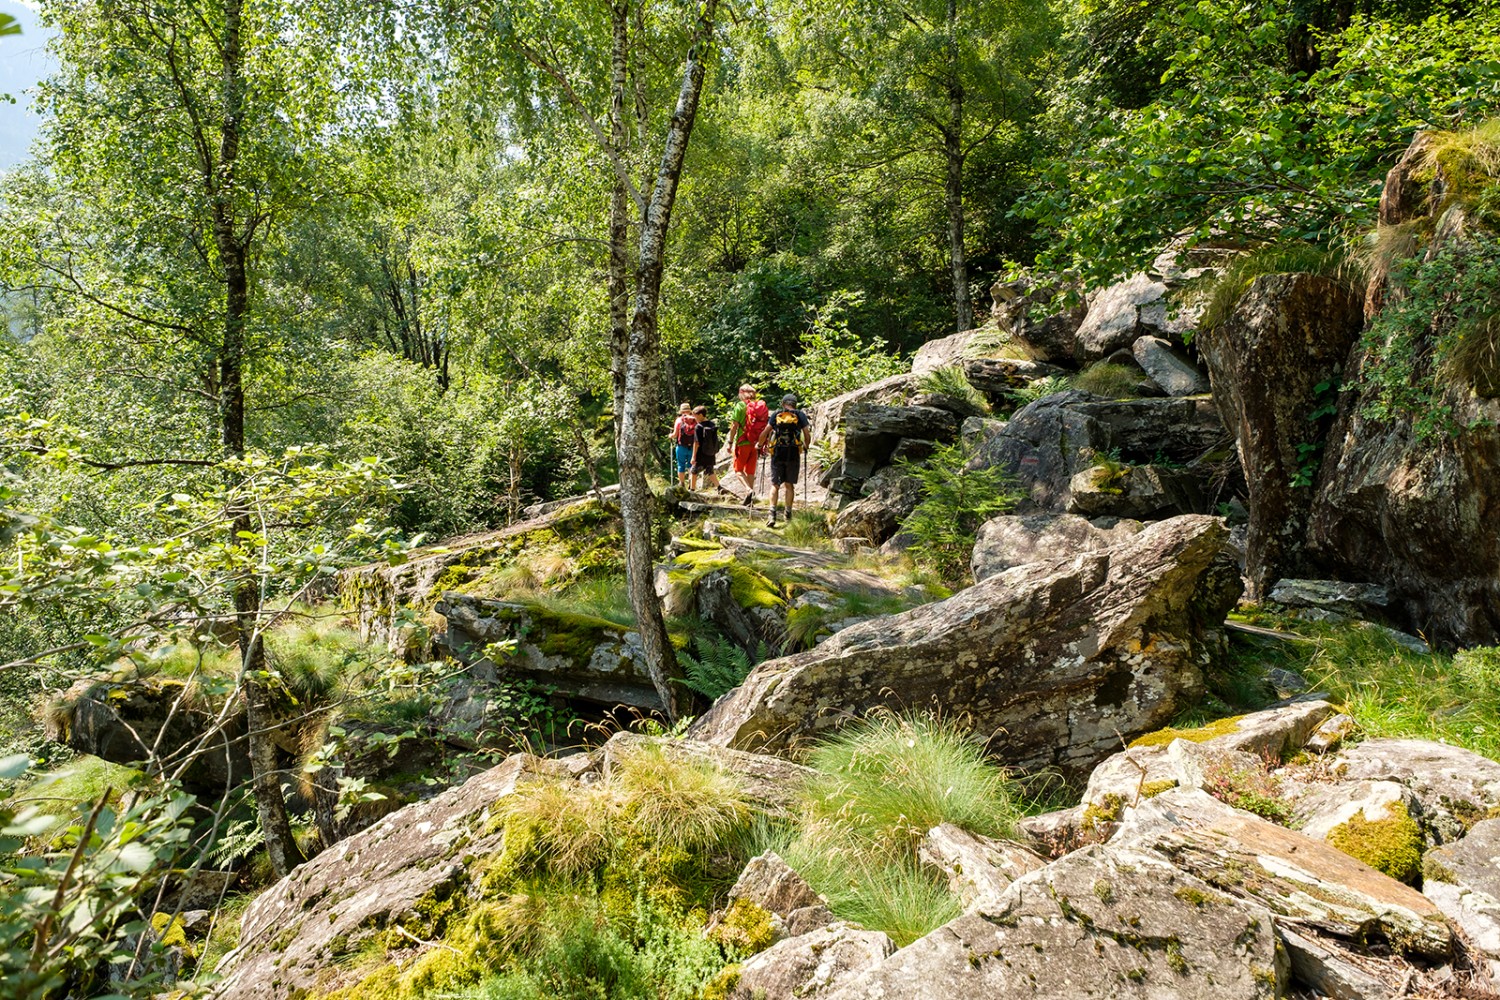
[1132,335,1210,397]
[840,403,961,480]
[970,512,1142,582]
[911,329,978,375]
[810,373,916,445]
[823,844,1286,1000]
[960,357,1068,407]
[689,515,1242,775]
[1075,273,1202,364]
[1197,272,1364,598]
[1066,463,1212,521]
[436,593,660,713]
[969,390,1229,512]
[730,923,896,1000]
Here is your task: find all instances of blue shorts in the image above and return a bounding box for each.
[674,444,694,473]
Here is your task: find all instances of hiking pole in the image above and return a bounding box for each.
[802,442,809,513]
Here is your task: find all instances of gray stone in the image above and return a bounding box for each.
[1198,273,1365,599]
[1133,335,1211,396]
[1278,926,1399,1000]
[1423,818,1500,983]
[1015,804,1093,859]
[1111,787,1452,958]
[840,403,960,479]
[809,373,916,446]
[1333,738,1500,844]
[1066,462,1211,521]
[824,844,1285,1000]
[915,823,1047,909]
[909,390,986,419]
[970,391,1227,512]
[1304,712,1357,754]
[970,511,1143,582]
[911,329,979,375]
[832,466,923,545]
[960,357,1069,406]
[888,437,937,464]
[438,593,661,713]
[1269,578,1391,616]
[990,274,1088,365]
[689,516,1242,776]
[1075,273,1201,363]
[732,922,896,999]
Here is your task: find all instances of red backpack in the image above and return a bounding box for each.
[674,416,697,445]
[744,399,769,442]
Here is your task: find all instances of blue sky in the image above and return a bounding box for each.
[0,0,57,171]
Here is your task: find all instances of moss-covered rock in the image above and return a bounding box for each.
[1325,802,1424,884]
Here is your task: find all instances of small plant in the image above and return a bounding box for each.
[916,366,991,414]
[1199,755,1290,824]
[1072,362,1144,399]
[900,442,1022,583]
[677,635,755,701]
[1007,374,1071,406]
[1087,449,1131,494]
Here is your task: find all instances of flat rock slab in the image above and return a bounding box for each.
[971,511,1143,583]
[823,844,1285,1000]
[689,515,1240,776]
[1333,738,1500,844]
[1113,788,1451,959]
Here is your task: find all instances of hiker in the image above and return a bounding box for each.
[728,384,769,506]
[756,392,810,527]
[690,405,720,492]
[669,402,697,489]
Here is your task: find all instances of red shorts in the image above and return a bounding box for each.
[733,444,758,475]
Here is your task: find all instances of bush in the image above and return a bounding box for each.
[901,443,1022,583]
[765,291,905,403]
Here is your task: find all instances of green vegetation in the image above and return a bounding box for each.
[1325,803,1424,884]
[917,366,991,414]
[901,442,1023,583]
[1188,243,1352,335]
[1072,363,1144,400]
[677,636,756,702]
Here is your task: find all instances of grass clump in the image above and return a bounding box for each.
[1072,362,1144,399]
[1007,374,1071,407]
[783,713,1021,945]
[917,366,991,414]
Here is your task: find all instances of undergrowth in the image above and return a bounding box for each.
[916,366,991,414]
[1072,362,1144,399]
[900,442,1022,584]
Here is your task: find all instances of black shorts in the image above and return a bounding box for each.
[770,448,800,486]
[693,455,716,473]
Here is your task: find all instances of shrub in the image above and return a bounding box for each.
[765,291,905,403]
[901,443,1022,583]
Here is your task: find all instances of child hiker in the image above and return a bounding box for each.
[728,384,769,506]
[670,403,697,489]
[690,405,720,493]
[756,393,810,527]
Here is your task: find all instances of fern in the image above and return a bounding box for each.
[916,366,991,414]
[1007,374,1070,406]
[677,636,755,701]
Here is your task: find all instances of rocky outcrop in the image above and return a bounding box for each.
[969,390,1230,512]
[959,357,1068,406]
[970,512,1142,582]
[824,844,1286,1000]
[689,515,1241,775]
[1066,462,1212,521]
[810,373,916,445]
[1268,577,1391,618]
[437,593,660,713]
[1075,272,1202,363]
[1197,272,1364,598]
[1423,818,1500,984]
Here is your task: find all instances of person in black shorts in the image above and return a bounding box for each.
[756,393,810,527]
[690,405,720,492]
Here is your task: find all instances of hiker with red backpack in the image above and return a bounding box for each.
[669,402,698,489]
[756,393,810,528]
[728,384,769,506]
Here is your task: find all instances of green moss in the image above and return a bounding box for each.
[710,898,778,955]
[1128,715,1246,749]
[1165,938,1188,975]
[1140,780,1178,798]
[1325,803,1424,884]
[700,964,742,1000]
[151,913,193,956]
[1173,886,1224,907]
[1422,855,1458,885]
[1082,793,1125,829]
[664,549,785,610]
[1093,879,1114,904]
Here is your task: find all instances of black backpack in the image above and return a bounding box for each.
[771,410,802,452]
[695,420,719,455]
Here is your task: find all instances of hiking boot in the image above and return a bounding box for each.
[765,509,779,527]
[741,492,754,507]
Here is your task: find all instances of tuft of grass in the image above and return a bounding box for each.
[612,741,752,854]
[13,757,149,826]
[1071,362,1145,399]
[778,847,961,947]
[1007,374,1071,407]
[1188,242,1351,334]
[916,366,991,414]
[777,511,832,549]
[528,574,636,628]
[801,713,1022,855]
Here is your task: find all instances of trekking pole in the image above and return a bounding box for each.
[802,442,809,512]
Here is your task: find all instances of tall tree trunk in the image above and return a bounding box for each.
[944,0,972,333]
[619,0,718,722]
[607,0,631,453]
[214,0,305,878]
